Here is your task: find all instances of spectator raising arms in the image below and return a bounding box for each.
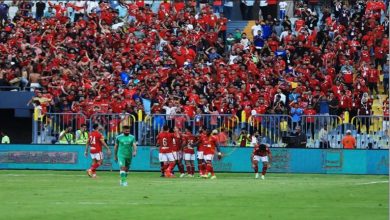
[0,0,387,140]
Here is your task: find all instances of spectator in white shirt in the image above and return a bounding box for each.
[274,89,286,104]
[279,0,288,20]
[86,0,99,14]
[251,20,262,37]
[163,102,178,128]
[240,33,250,50]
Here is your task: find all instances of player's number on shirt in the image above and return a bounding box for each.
[89,136,96,145]
[162,138,167,147]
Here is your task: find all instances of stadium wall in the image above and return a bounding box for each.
[0,145,388,175]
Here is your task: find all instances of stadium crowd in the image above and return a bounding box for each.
[0,0,388,133]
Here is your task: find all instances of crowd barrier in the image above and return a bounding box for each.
[247,114,292,146]
[141,114,239,145]
[0,145,388,175]
[33,113,88,144]
[32,113,390,149]
[89,113,137,145]
[350,115,389,149]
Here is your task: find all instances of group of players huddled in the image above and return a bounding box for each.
[156,125,221,179]
[84,124,272,186]
[156,125,272,180]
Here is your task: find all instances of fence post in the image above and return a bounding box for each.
[32,117,38,144]
[138,110,143,143]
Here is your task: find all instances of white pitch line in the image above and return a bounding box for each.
[1,174,85,177]
[356,181,389,185]
[52,201,150,205]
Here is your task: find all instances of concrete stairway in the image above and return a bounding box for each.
[226,20,249,36]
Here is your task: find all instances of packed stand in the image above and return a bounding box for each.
[0,0,389,147]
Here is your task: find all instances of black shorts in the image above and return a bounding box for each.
[368,82,377,90]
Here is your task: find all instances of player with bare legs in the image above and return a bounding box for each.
[183,127,196,177]
[156,125,175,178]
[171,127,186,177]
[197,128,207,177]
[85,124,111,178]
[252,143,272,179]
[203,130,222,179]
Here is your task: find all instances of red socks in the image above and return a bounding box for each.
[262,165,268,175]
[191,165,195,175]
[206,163,214,176]
[90,163,100,172]
[167,162,175,173]
[186,165,191,175]
[254,165,258,173]
[178,162,185,174]
[198,164,203,175]
[201,163,207,175]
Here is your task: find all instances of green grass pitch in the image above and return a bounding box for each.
[0,170,388,220]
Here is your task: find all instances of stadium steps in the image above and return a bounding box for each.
[226,20,249,36]
[243,20,256,41]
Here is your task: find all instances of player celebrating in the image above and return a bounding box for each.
[203,129,222,179]
[197,128,207,177]
[183,127,196,177]
[85,124,111,178]
[251,143,272,179]
[172,127,186,178]
[114,125,137,186]
[156,125,175,178]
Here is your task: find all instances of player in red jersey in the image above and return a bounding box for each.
[85,124,111,178]
[182,127,196,177]
[203,129,222,179]
[251,143,272,179]
[197,128,208,176]
[156,125,175,178]
[171,127,186,177]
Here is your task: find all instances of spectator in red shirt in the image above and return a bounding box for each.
[303,105,316,139]
[367,63,379,98]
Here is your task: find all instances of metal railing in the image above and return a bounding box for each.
[89,113,137,145]
[247,114,293,147]
[31,113,390,149]
[32,112,88,144]
[350,115,390,149]
[299,115,343,148]
[141,114,191,145]
[140,114,239,145]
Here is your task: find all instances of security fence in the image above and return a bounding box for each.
[89,113,137,145]
[31,113,389,149]
[247,114,292,146]
[32,113,88,144]
[350,115,389,149]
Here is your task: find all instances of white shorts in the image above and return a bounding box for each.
[197,151,204,160]
[172,151,183,160]
[184,153,195,161]
[204,154,214,161]
[253,155,268,162]
[159,153,175,162]
[90,152,103,161]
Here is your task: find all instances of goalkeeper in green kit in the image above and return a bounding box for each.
[114,126,137,186]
